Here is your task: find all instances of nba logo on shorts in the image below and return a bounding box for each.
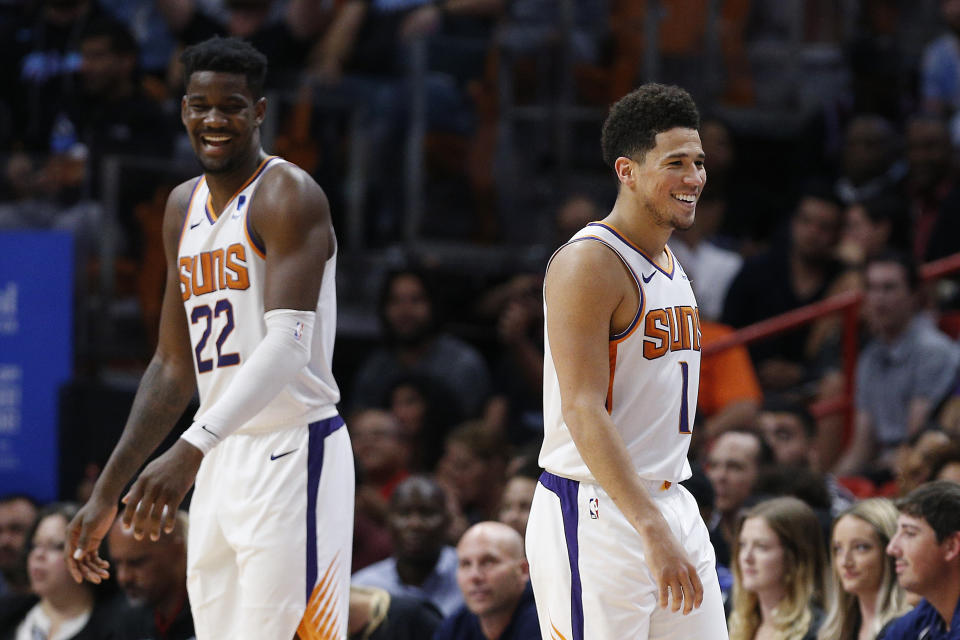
[588,497,599,520]
[293,322,303,340]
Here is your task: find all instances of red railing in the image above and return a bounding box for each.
[702,252,960,434]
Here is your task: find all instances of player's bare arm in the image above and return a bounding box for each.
[545,239,704,615]
[251,164,333,312]
[66,180,201,583]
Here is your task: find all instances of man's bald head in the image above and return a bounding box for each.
[458,521,525,560]
[108,513,187,609]
[456,521,529,620]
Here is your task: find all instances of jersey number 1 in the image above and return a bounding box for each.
[679,361,691,434]
[191,299,240,373]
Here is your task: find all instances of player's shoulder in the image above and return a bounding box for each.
[254,160,329,220]
[259,160,326,201]
[167,176,203,209]
[163,176,203,229]
[549,234,626,279]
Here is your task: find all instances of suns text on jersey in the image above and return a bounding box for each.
[179,243,251,301]
[642,305,701,359]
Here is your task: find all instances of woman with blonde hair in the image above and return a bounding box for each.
[818,498,910,640]
[729,496,831,640]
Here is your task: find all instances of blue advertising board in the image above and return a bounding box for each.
[0,232,73,501]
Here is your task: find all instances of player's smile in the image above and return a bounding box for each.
[182,70,264,174]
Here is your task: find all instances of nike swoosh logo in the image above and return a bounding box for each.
[642,271,656,284]
[190,220,202,229]
[270,448,298,461]
[201,425,220,440]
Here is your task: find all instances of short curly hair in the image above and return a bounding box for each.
[181,36,268,98]
[600,83,700,168]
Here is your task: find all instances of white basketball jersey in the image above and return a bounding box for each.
[177,156,340,433]
[540,222,701,483]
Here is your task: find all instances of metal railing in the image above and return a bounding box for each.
[703,252,960,435]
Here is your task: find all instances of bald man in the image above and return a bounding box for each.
[434,522,540,640]
[108,512,194,640]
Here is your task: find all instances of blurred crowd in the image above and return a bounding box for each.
[7,0,960,638]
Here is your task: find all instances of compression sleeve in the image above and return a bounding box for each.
[180,308,315,454]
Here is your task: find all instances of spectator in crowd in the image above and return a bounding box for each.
[893,429,954,497]
[757,400,855,516]
[696,117,764,244]
[722,185,844,392]
[834,252,960,479]
[819,499,910,640]
[350,408,412,572]
[550,193,603,251]
[837,193,913,270]
[69,18,174,175]
[496,457,540,538]
[352,408,412,504]
[920,0,960,144]
[479,272,544,448]
[834,114,906,207]
[670,190,744,322]
[930,442,960,483]
[348,585,443,640]
[307,0,503,240]
[352,268,491,418]
[0,495,37,597]
[0,0,105,152]
[107,512,193,640]
[695,320,764,454]
[164,0,330,90]
[881,481,960,639]
[0,503,116,639]
[728,496,830,640]
[435,421,507,529]
[0,142,106,262]
[706,429,776,566]
[352,476,464,617]
[385,374,462,472]
[433,521,539,640]
[902,114,960,263]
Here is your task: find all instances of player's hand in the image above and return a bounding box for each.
[121,439,203,542]
[66,494,117,584]
[639,522,704,615]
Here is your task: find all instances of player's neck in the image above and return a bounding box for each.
[604,205,672,268]
[203,149,269,212]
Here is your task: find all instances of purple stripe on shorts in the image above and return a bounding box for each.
[305,414,345,601]
[539,471,584,640]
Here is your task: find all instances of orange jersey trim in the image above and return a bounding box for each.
[178,177,206,254]
[587,222,675,278]
[204,155,278,222]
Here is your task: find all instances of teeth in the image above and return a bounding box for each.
[203,136,230,142]
[674,194,697,203]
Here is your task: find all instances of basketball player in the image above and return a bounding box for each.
[65,37,354,640]
[525,84,728,639]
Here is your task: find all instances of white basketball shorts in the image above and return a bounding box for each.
[187,415,354,640]
[526,471,728,640]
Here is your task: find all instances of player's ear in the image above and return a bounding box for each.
[614,156,636,187]
[180,96,189,127]
[254,97,267,127]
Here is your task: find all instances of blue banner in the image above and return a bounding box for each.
[0,232,73,501]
